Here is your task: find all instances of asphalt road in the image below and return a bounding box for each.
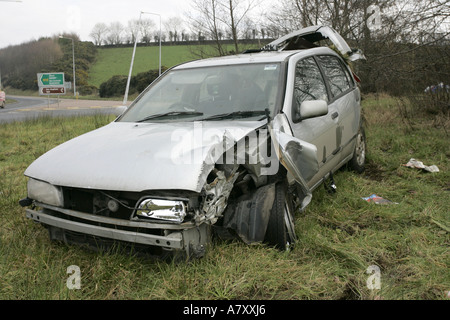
[0,95,130,124]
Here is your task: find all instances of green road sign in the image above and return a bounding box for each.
[37,73,64,87]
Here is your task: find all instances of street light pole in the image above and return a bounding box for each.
[59,36,76,98]
[141,11,162,76]
[123,12,142,105]
[123,11,162,106]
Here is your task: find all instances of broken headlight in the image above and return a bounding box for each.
[134,198,187,223]
[27,178,64,207]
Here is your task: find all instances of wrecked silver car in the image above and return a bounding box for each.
[20,26,366,259]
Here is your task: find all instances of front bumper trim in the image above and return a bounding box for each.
[26,208,184,249]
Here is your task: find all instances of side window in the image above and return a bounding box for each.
[317,55,352,97]
[294,57,328,119]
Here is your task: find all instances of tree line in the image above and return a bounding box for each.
[0,33,97,94]
[0,0,448,99]
[90,16,187,46]
[186,0,450,95]
[87,0,450,95]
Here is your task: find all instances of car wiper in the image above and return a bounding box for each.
[137,111,204,122]
[201,110,269,121]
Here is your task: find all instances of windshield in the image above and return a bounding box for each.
[119,63,282,122]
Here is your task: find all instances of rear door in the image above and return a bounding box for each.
[315,54,361,162]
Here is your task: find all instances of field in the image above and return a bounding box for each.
[0,95,448,300]
[88,44,242,88]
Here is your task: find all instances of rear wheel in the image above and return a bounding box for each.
[349,126,366,173]
[264,181,297,250]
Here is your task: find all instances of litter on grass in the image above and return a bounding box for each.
[403,158,439,173]
[362,194,398,205]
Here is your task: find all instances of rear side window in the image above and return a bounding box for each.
[294,57,328,108]
[317,55,353,98]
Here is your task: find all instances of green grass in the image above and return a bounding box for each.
[88,45,198,88]
[87,43,259,88]
[0,96,448,300]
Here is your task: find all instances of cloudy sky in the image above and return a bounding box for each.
[0,0,193,49]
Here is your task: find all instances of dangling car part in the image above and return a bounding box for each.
[263,25,366,62]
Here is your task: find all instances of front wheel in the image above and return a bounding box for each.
[264,181,297,251]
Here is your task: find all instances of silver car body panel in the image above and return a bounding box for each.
[24,121,265,193]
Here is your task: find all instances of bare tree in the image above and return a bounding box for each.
[262,0,450,94]
[187,0,259,57]
[188,0,226,56]
[106,21,125,45]
[164,16,185,43]
[140,18,156,44]
[126,19,141,44]
[218,0,258,53]
[322,0,450,93]
[89,23,108,45]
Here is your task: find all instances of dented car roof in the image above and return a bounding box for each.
[174,51,296,69]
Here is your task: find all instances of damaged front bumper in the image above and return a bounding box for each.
[26,202,211,258]
[22,166,239,259]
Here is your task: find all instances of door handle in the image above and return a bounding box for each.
[331,112,339,119]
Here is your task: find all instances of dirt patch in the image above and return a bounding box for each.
[363,161,386,182]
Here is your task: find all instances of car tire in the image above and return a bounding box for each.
[1,102,4,109]
[264,180,297,250]
[349,126,366,173]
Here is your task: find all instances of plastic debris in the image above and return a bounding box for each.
[403,158,439,173]
[362,194,398,205]
[424,82,450,94]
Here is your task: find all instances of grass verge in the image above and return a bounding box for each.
[0,96,448,300]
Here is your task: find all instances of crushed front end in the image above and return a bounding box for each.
[20,164,242,259]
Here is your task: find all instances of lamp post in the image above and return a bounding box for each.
[59,36,76,98]
[123,12,143,105]
[123,11,162,105]
[141,11,162,77]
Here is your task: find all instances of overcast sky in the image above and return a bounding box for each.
[0,0,193,49]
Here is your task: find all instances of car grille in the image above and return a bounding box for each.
[62,187,136,220]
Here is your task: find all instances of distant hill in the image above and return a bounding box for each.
[87,41,265,88]
[88,45,195,88]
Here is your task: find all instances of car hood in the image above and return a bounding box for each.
[24,121,265,193]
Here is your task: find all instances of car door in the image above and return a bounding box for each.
[289,56,341,188]
[316,54,361,163]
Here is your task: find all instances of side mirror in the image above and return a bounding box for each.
[299,100,328,120]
